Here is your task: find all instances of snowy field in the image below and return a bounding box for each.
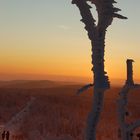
[0,82,140,140]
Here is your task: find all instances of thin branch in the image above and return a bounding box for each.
[132,84,140,89]
[128,120,140,132]
[77,83,94,95]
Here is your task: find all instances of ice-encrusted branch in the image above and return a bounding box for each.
[72,0,96,41]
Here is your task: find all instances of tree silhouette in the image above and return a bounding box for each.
[72,0,127,139]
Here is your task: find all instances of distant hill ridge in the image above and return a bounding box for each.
[0,80,79,89]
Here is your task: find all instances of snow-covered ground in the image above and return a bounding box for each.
[0,86,140,140]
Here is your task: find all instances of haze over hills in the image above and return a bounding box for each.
[0,78,138,89]
[1,72,140,87]
[0,80,81,89]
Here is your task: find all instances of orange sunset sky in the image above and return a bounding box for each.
[0,0,140,85]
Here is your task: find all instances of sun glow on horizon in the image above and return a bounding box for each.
[0,0,140,83]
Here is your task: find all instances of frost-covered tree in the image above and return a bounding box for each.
[72,0,127,139]
[118,59,140,140]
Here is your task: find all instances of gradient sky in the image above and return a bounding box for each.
[0,0,140,83]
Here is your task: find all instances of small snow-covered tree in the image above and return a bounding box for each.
[72,0,127,140]
[118,59,140,140]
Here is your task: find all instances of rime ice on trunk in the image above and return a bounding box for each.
[118,59,140,140]
[72,0,127,140]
